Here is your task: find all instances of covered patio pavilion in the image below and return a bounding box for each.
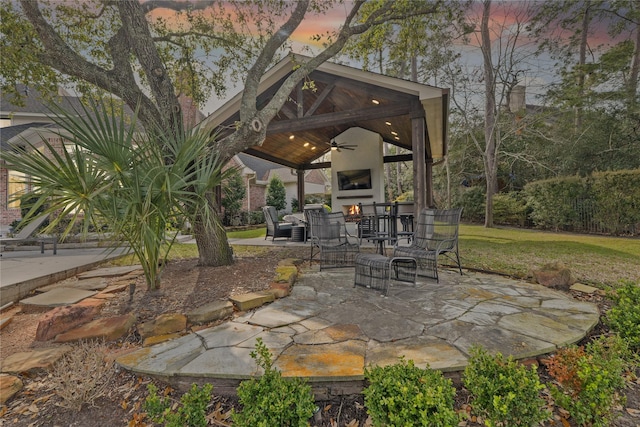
[203,54,450,214]
[115,56,598,397]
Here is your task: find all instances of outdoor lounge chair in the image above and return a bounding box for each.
[308,210,359,270]
[262,206,292,241]
[0,214,57,254]
[393,207,462,282]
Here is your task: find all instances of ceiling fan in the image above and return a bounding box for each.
[330,139,357,152]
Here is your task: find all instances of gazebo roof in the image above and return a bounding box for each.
[203,54,449,170]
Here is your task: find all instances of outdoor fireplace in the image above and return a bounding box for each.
[344,204,361,222]
[331,128,386,215]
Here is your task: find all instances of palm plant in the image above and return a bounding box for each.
[3,99,230,290]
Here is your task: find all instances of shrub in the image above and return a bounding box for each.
[493,192,528,226]
[266,176,287,211]
[363,358,458,426]
[606,281,640,350]
[546,335,629,427]
[524,170,640,234]
[51,340,115,411]
[143,383,213,427]
[458,186,485,223]
[232,338,315,427]
[463,346,550,426]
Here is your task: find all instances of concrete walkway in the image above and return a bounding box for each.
[0,247,128,306]
[116,265,599,396]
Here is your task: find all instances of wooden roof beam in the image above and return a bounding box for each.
[266,103,411,135]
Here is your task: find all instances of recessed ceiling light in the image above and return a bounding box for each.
[372,99,380,105]
[394,136,400,141]
[303,142,309,147]
[289,135,295,140]
[391,131,398,136]
[311,146,316,150]
[385,121,391,126]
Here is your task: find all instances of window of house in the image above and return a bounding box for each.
[7,171,27,208]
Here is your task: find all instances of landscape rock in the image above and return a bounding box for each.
[0,314,13,331]
[269,282,291,298]
[35,299,103,341]
[229,292,275,311]
[531,262,574,290]
[570,283,602,295]
[274,265,298,284]
[1,346,72,374]
[137,313,187,339]
[0,374,23,404]
[54,313,136,343]
[186,301,233,325]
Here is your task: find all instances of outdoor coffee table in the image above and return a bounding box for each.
[354,253,417,296]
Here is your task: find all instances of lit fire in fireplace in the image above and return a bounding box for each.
[347,205,360,216]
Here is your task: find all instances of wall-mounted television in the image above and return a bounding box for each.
[337,169,372,191]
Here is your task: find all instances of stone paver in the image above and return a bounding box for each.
[20,287,97,310]
[116,267,600,393]
[77,265,142,279]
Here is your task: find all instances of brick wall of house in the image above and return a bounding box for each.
[248,183,266,211]
[0,167,22,228]
[0,136,66,229]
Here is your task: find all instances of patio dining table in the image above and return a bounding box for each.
[357,202,399,255]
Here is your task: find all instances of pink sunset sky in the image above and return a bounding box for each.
[147,1,630,113]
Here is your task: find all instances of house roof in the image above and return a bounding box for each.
[235,152,283,181]
[0,122,57,151]
[203,54,449,170]
[1,85,84,117]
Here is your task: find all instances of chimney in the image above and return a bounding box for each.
[509,85,526,113]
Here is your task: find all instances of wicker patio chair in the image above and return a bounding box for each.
[262,206,292,241]
[393,207,463,282]
[308,211,359,270]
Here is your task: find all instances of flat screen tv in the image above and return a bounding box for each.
[337,169,372,190]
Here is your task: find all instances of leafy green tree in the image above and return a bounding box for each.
[222,167,246,224]
[3,99,231,290]
[266,176,286,212]
[526,0,639,178]
[0,0,447,267]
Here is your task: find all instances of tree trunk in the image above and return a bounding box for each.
[481,0,497,228]
[574,4,590,132]
[628,20,640,109]
[193,214,233,267]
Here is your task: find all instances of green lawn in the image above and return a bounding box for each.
[459,224,640,288]
[116,225,637,289]
[227,228,266,239]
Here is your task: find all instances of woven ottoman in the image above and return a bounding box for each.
[354,253,417,296]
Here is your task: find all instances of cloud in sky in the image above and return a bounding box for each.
[145,1,631,114]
